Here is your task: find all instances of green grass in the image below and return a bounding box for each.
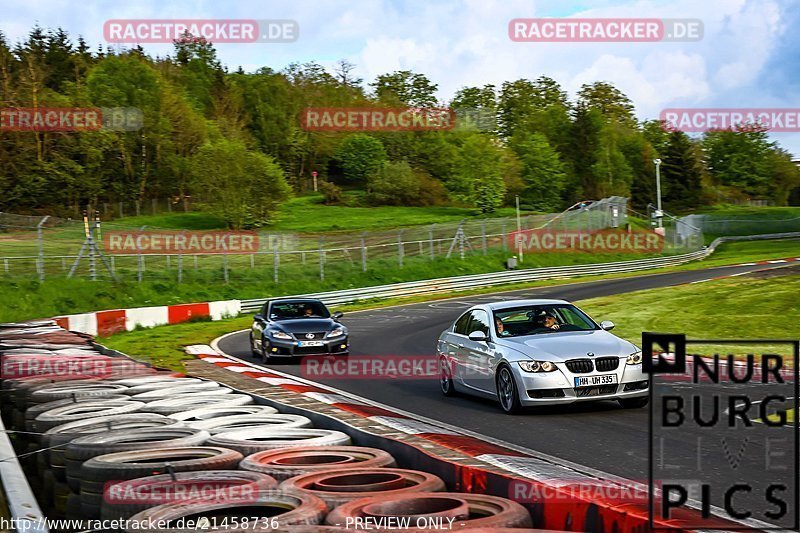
[110,212,229,230]
[264,193,527,233]
[579,270,800,356]
[96,238,800,372]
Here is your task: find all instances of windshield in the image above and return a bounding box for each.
[270,301,330,320]
[493,304,598,337]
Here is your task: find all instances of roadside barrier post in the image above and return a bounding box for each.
[361,233,367,272]
[36,215,49,282]
[429,225,435,259]
[319,236,325,281]
[177,254,183,283]
[398,230,404,268]
[481,220,487,255]
[273,251,279,283]
[501,221,507,251]
[223,251,229,283]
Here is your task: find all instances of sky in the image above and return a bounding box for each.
[3,0,800,155]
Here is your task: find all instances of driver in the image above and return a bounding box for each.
[303,306,316,317]
[495,317,511,337]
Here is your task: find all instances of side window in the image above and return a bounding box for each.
[453,312,472,335]
[467,310,490,336]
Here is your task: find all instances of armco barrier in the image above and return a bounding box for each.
[51,232,800,336]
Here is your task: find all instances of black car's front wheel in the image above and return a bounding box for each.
[249,334,259,358]
[497,365,522,415]
[259,335,270,363]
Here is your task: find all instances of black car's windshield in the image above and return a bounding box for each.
[270,301,330,320]
[493,304,598,337]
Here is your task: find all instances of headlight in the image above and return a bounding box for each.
[626,351,643,365]
[518,361,557,373]
[271,330,292,340]
[327,327,345,338]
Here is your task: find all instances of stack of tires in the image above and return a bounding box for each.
[1,321,535,530]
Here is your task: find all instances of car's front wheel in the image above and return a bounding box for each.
[496,365,522,415]
[439,357,456,396]
[259,335,270,364]
[619,397,648,409]
[249,333,259,358]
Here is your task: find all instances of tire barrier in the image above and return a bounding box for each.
[34,400,145,431]
[28,382,131,406]
[325,493,534,529]
[279,468,446,508]
[100,470,278,520]
[64,427,210,493]
[128,382,229,400]
[110,375,194,387]
[140,394,254,415]
[24,394,130,433]
[121,378,203,394]
[170,405,279,422]
[207,428,352,456]
[185,413,313,433]
[124,489,328,531]
[239,446,397,481]
[43,414,179,481]
[79,447,244,519]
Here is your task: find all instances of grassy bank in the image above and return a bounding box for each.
[579,269,800,355]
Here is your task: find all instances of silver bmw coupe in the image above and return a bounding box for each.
[436,299,649,414]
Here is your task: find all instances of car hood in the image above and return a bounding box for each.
[494,330,637,360]
[271,318,339,332]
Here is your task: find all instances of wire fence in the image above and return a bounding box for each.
[680,213,800,237]
[0,197,703,283]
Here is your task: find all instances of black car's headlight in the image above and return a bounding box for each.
[626,351,643,365]
[518,361,557,373]
[271,330,293,340]
[327,327,345,338]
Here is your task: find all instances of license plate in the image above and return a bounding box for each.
[298,340,324,347]
[574,374,618,387]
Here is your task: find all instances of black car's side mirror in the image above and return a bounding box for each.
[332,311,344,320]
[253,314,263,321]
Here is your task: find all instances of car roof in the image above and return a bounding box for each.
[482,299,570,311]
[269,298,324,305]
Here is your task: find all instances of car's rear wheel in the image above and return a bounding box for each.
[619,397,648,409]
[497,366,522,415]
[439,357,455,397]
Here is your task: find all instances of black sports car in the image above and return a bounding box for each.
[250,298,349,362]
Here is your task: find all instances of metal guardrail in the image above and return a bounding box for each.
[0,415,48,532]
[240,232,800,313]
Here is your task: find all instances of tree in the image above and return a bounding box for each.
[367,160,420,206]
[334,134,387,186]
[510,132,567,211]
[702,126,776,200]
[371,70,438,107]
[576,81,636,125]
[450,136,506,213]
[659,131,703,210]
[190,140,291,228]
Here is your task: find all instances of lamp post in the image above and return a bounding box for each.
[515,194,523,262]
[653,158,663,228]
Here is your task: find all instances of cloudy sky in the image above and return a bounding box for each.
[4,0,800,154]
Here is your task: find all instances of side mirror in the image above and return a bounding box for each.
[600,320,615,331]
[468,330,487,342]
[332,311,344,320]
[253,314,263,321]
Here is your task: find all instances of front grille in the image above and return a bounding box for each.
[292,331,328,340]
[595,357,620,372]
[575,385,617,397]
[294,345,329,355]
[566,359,594,373]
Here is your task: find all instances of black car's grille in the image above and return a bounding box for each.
[595,357,620,372]
[294,345,330,355]
[575,385,618,397]
[292,331,328,340]
[566,359,594,373]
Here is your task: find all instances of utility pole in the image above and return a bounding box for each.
[311,171,318,192]
[515,195,523,263]
[653,158,663,229]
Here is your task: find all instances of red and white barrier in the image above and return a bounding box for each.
[54,299,240,337]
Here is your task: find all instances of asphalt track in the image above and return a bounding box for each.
[219,261,799,527]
